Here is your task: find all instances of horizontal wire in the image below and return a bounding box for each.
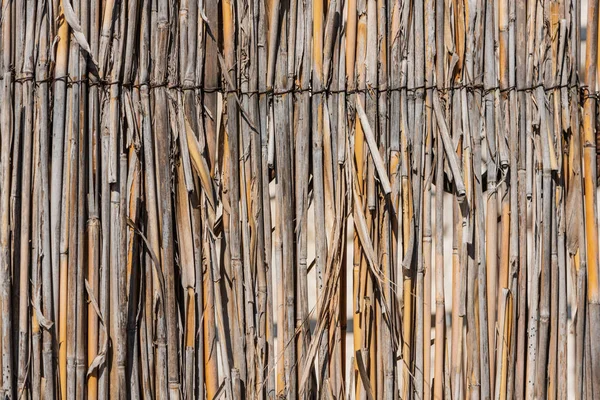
[4,72,598,99]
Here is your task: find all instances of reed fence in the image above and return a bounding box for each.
[0,0,600,398]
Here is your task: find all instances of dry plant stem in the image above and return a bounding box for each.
[50,2,70,330]
[107,4,125,391]
[582,1,600,393]
[451,141,464,400]
[364,0,378,389]
[422,127,432,400]
[175,165,194,400]
[557,118,568,400]
[202,1,220,396]
[11,0,24,317]
[239,0,261,393]
[86,0,101,395]
[548,187,559,400]
[16,1,37,396]
[397,3,413,396]
[524,0,536,201]
[98,75,111,400]
[431,95,466,196]
[504,0,519,396]
[0,0,14,397]
[354,97,392,195]
[251,2,269,398]
[87,210,101,398]
[31,190,41,400]
[203,0,219,176]
[139,2,157,397]
[258,0,275,394]
[30,81,41,400]
[411,0,426,394]
[180,0,202,390]
[534,85,552,400]
[65,5,82,395]
[35,3,56,396]
[233,29,255,395]
[377,0,392,391]
[399,66,414,400]
[483,0,498,392]
[153,0,180,396]
[461,83,474,399]
[467,6,484,398]
[58,56,73,400]
[449,2,466,384]
[274,182,285,395]
[116,153,128,398]
[222,0,247,388]
[354,2,368,396]
[66,70,80,400]
[105,4,124,395]
[266,0,281,90]
[190,199,204,400]
[514,0,528,396]
[423,3,435,396]
[201,202,219,400]
[75,0,89,395]
[323,0,338,251]
[274,21,297,396]
[296,0,314,395]
[313,0,329,392]
[388,7,401,397]
[554,18,568,400]
[434,113,445,400]
[365,0,377,214]
[346,0,357,91]
[206,213,233,400]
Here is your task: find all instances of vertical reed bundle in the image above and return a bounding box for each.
[0,0,599,398]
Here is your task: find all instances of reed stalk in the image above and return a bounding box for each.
[583,1,600,393]
[16,1,36,397]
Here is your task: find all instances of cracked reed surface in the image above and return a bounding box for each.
[1,0,600,398]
